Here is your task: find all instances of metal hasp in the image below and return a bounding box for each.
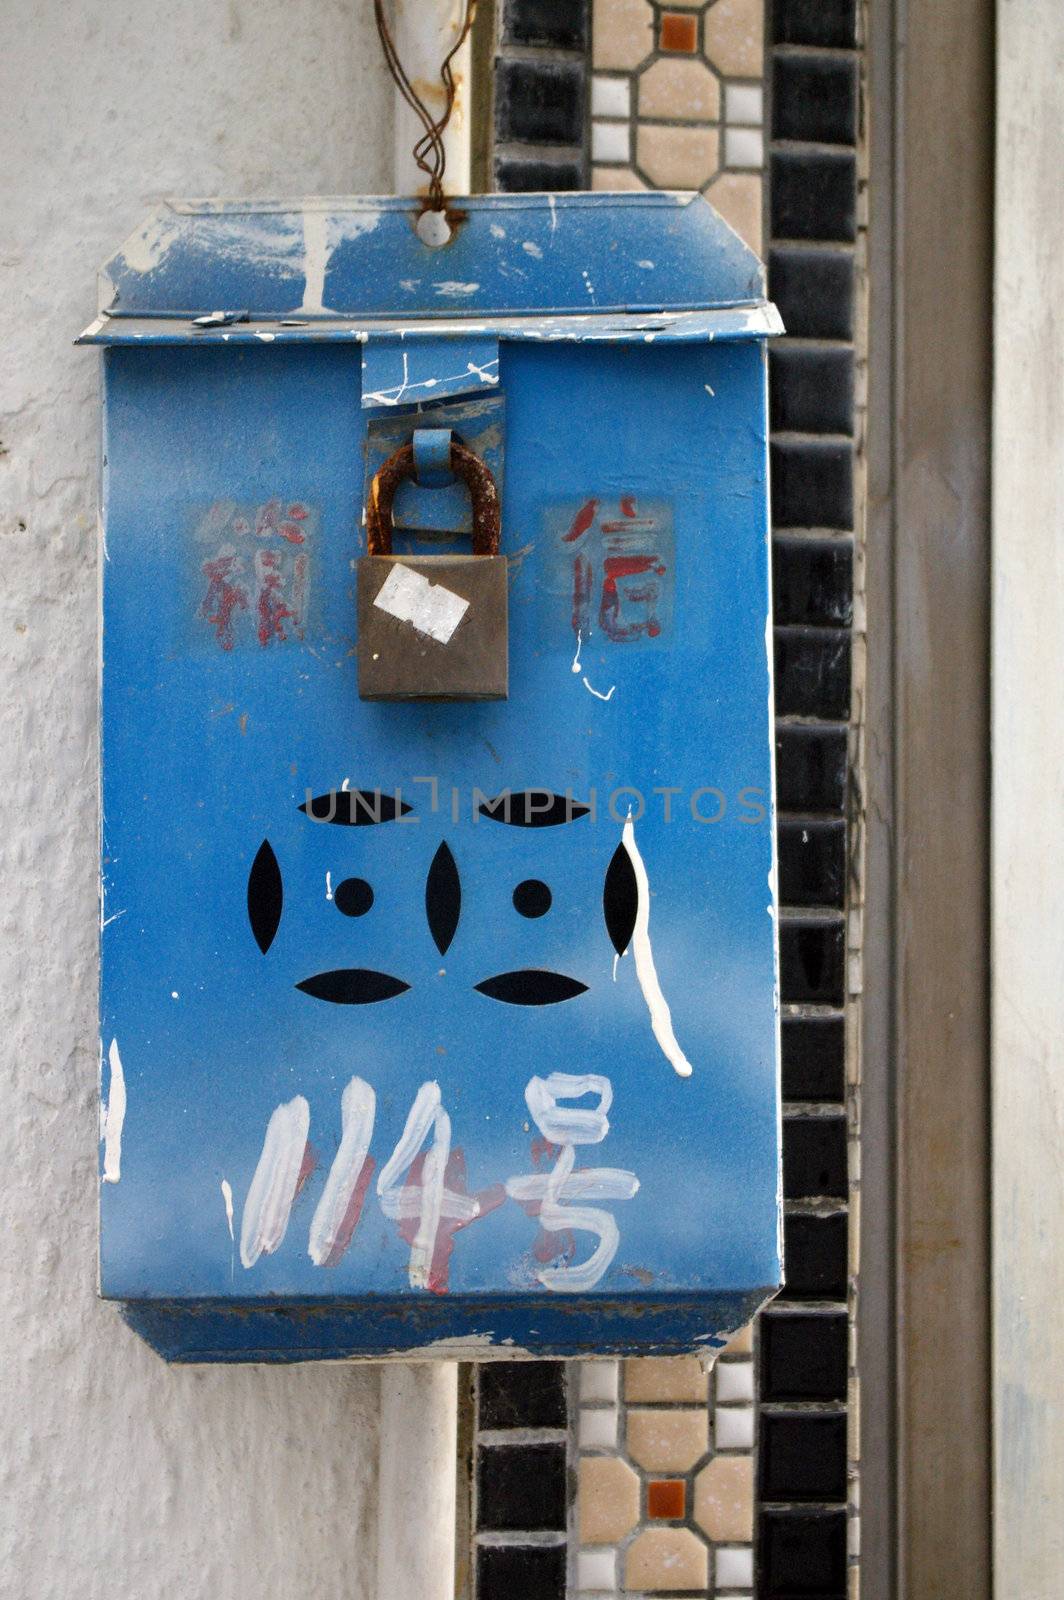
[81,194,784,1362]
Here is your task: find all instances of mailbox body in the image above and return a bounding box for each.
[85,195,784,1361]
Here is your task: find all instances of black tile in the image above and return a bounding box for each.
[502,0,589,49]
[760,1311,849,1401]
[770,348,854,436]
[495,59,586,146]
[774,629,851,720]
[783,1211,849,1300]
[771,150,856,242]
[771,439,853,529]
[773,54,859,146]
[784,1115,848,1199]
[773,0,858,49]
[778,818,846,907]
[477,1442,567,1531]
[769,248,855,340]
[477,1542,566,1600]
[479,1362,567,1430]
[781,1016,845,1102]
[779,915,845,1006]
[493,155,585,192]
[759,1506,848,1595]
[773,535,853,626]
[775,727,848,813]
[760,1411,848,1501]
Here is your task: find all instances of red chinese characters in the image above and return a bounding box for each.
[563,496,672,645]
[196,498,312,650]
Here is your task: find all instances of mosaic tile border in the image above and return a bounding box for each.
[572,1339,756,1596]
[589,0,765,254]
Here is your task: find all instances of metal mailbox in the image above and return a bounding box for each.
[82,193,784,1361]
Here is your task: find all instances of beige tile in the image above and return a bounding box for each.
[721,1320,754,1355]
[638,57,721,122]
[637,123,719,189]
[579,1454,641,1544]
[625,1527,708,1592]
[592,165,647,192]
[694,1454,754,1541]
[624,1356,707,1403]
[626,1407,708,1471]
[703,171,763,253]
[593,0,654,70]
[703,0,764,77]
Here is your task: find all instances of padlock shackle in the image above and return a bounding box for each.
[366,440,501,557]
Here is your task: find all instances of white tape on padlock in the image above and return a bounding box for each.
[372,564,470,645]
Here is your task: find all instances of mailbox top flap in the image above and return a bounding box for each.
[77,192,782,345]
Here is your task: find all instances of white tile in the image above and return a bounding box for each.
[714,1405,755,1448]
[715,1545,755,1587]
[725,126,764,169]
[716,1360,755,1402]
[725,83,764,125]
[577,1547,617,1591]
[580,1360,620,1403]
[592,120,631,164]
[592,74,631,119]
[580,1405,619,1449]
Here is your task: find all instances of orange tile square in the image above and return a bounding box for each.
[659,12,698,52]
[647,1479,686,1519]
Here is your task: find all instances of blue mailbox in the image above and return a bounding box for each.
[82,194,783,1361]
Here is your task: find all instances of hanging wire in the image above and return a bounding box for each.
[374,0,477,212]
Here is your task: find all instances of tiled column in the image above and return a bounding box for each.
[758,2,860,1596]
[482,6,866,1597]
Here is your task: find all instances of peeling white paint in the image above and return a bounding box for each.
[432,280,479,297]
[300,208,330,314]
[308,1076,376,1267]
[220,1178,235,1242]
[101,1038,126,1184]
[118,207,183,276]
[373,564,469,644]
[622,815,694,1078]
[522,240,543,259]
[239,1095,310,1269]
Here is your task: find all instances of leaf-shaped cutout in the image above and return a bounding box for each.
[296,969,410,1004]
[299,790,412,825]
[603,840,639,956]
[247,839,283,953]
[426,840,461,955]
[474,970,588,1006]
[477,791,590,827]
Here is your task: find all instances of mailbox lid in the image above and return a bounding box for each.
[78,192,778,330]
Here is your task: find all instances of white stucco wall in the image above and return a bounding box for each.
[0,5,394,1595]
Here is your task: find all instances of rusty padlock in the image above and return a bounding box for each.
[357,433,508,702]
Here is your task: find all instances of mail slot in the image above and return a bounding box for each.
[81,193,784,1361]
